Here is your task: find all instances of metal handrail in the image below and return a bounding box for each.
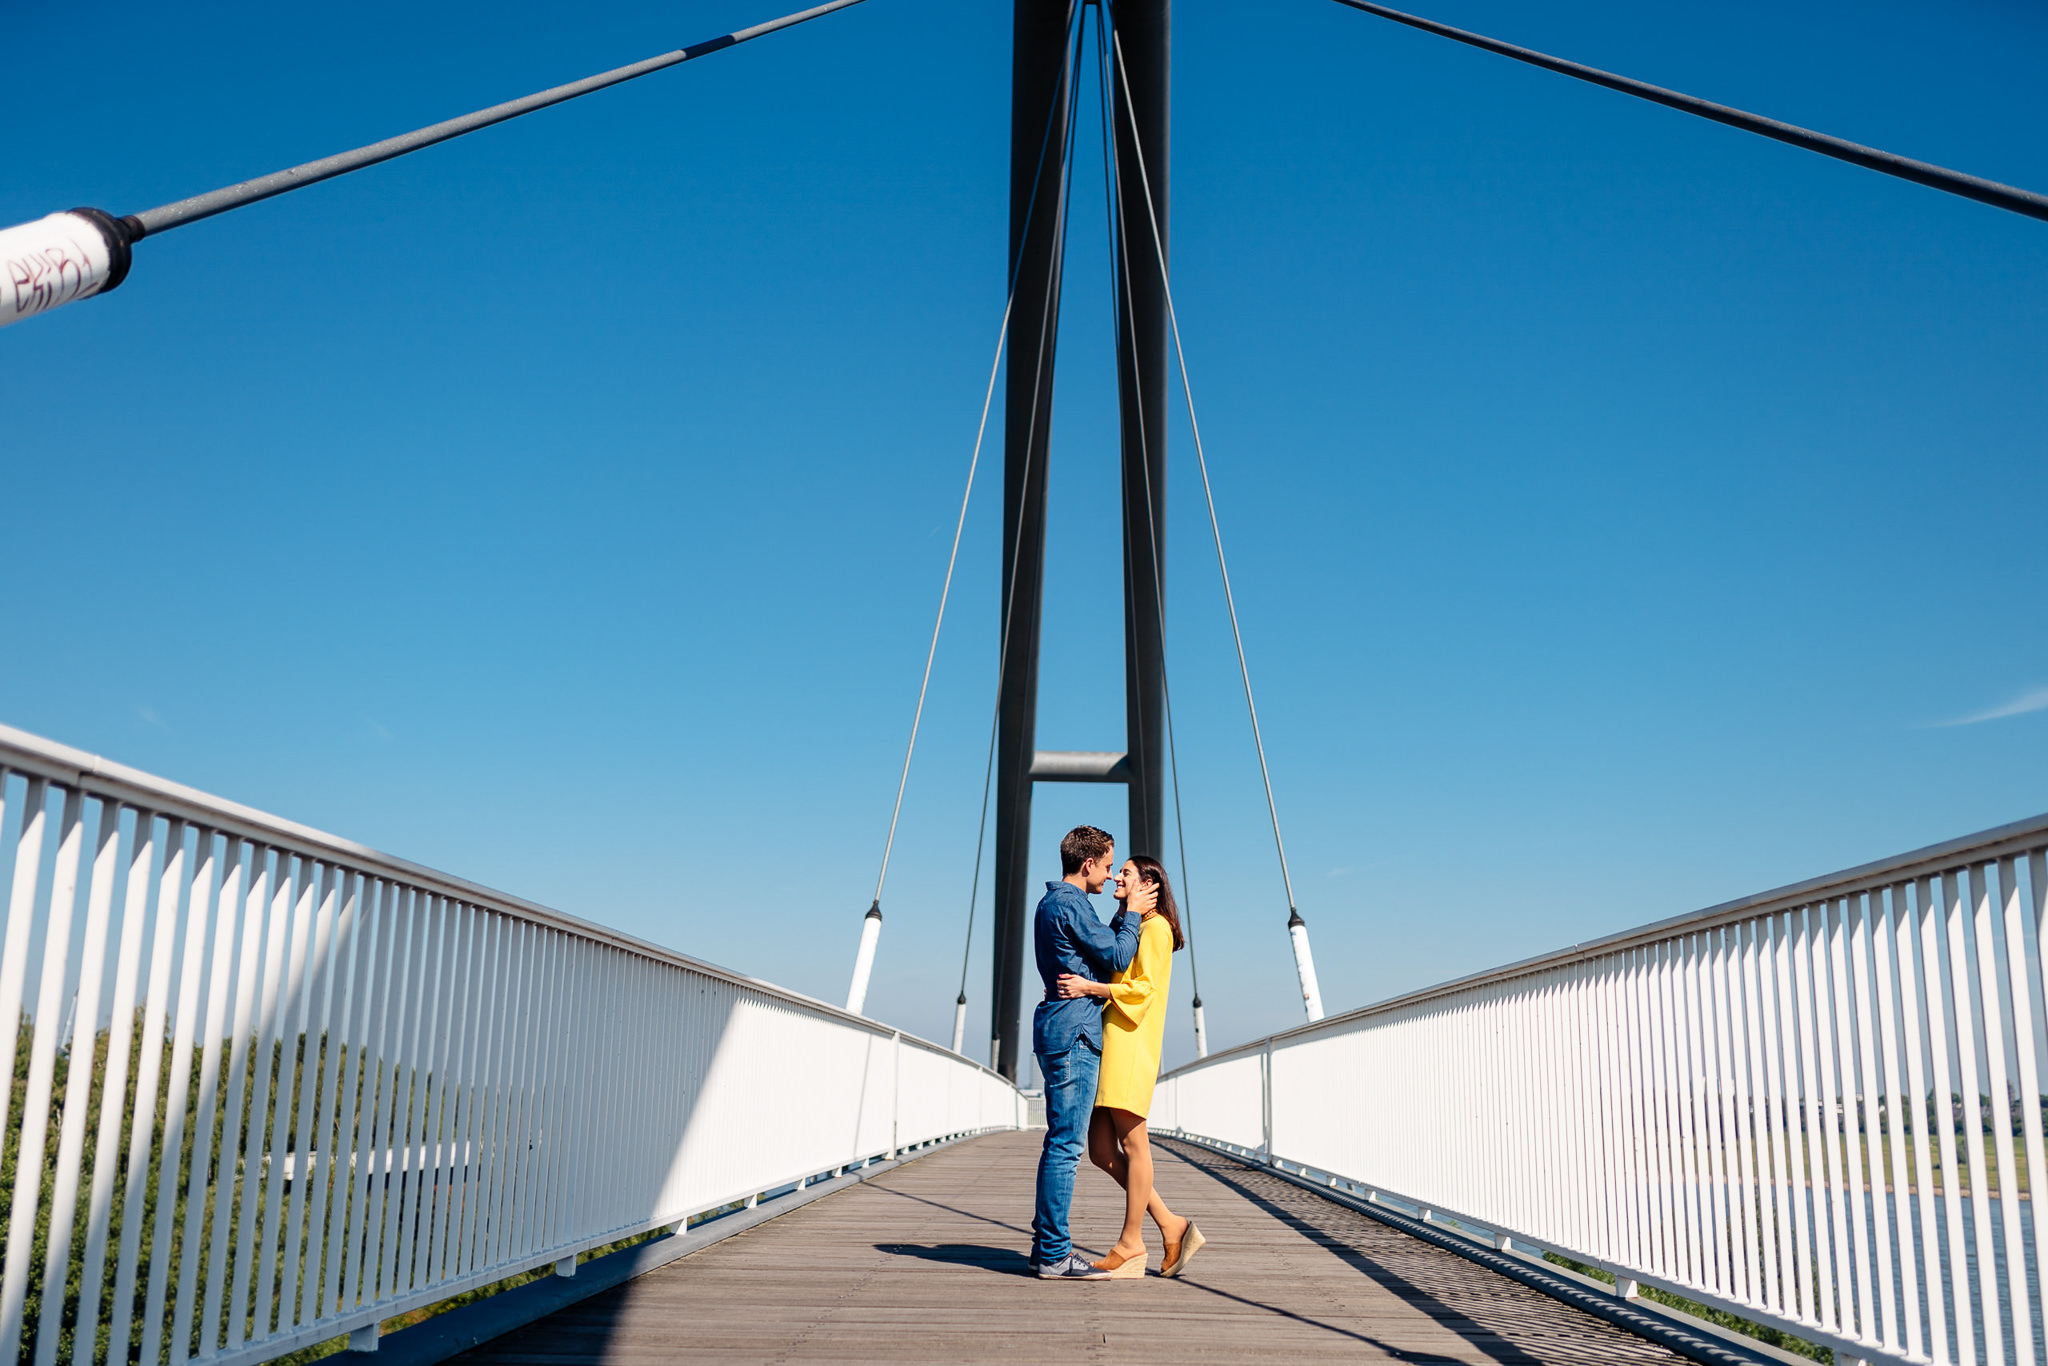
[1157,811,2048,1366]
[0,723,994,1076]
[0,724,1020,1366]
[1167,807,2048,1077]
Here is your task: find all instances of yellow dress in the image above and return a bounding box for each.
[1095,914,1173,1116]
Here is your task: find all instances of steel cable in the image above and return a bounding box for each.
[128,0,874,238]
[1091,1,1204,1046]
[950,2,1092,1048]
[1109,29,1305,925]
[1326,0,2048,224]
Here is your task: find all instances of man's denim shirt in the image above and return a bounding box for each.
[1031,880,1140,1057]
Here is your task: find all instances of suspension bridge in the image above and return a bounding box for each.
[2,1,2045,1364]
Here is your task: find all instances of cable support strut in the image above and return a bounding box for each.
[0,0,871,330]
[1328,0,2048,223]
[1110,30,1324,1024]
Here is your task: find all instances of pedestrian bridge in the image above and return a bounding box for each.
[3,722,2045,1366]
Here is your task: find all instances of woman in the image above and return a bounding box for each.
[1056,854,1206,1279]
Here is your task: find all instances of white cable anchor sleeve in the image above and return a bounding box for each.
[1288,912,1325,1022]
[844,903,882,1016]
[0,211,132,330]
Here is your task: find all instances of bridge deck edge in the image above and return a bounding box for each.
[1159,1137,1808,1366]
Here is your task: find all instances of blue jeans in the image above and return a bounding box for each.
[1031,1041,1100,1264]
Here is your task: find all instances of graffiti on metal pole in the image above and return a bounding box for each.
[0,213,117,329]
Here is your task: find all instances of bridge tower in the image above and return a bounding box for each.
[991,0,1170,1083]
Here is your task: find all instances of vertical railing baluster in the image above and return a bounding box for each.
[1894,881,1945,1366]
[1690,933,1730,1296]
[140,827,217,1366]
[1737,920,1783,1317]
[193,839,255,1362]
[260,864,319,1335]
[224,849,285,1348]
[1871,884,1925,1360]
[280,864,339,1329]
[1712,925,1761,1310]
[1704,928,1743,1302]
[1769,912,1815,1325]
[1826,896,1877,1345]
[1919,873,1974,1366]
[511,930,556,1257]
[1598,953,1635,1273]
[320,871,374,1321]
[244,851,302,1342]
[0,776,39,1356]
[1625,946,1659,1280]
[1945,867,2002,1366]
[1966,860,2031,1366]
[556,938,598,1259]
[1789,904,1837,1331]
[485,920,533,1269]
[390,890,442,1298]
[1565,966,1599,1259]
[530,932,572,1251]
[370,880,421,1310]
[461,914,510,1277]
[344,880,402,1315]
[1807,900,1846,1332]
[1673,936,1707,1291]
[63,800,133,1366]
[0,774,46,1360]
[1651,939,1688,1284]
[1505,984,1528,1238]
[4,786,85,1366]
[404,896,455,1293]
[2010,853,2048,1366]
[35,793,117,1366]
[1847,893,1895,1350]
[1671,935,1706,1286]
[1970,862,2029,1366]
[304,868,361,1323]
[426,903,477,1286]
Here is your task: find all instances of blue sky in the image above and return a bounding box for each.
[2,0,2044,1074]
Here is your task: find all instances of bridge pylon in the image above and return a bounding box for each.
[991,0,1170,1083]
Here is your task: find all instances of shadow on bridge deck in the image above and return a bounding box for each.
[451,1132,1691,1364]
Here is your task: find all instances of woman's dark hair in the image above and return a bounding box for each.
[1128,854,1185,951]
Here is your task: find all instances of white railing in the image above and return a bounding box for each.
[0,724,1020,1366]
[1157,813,2048,1366]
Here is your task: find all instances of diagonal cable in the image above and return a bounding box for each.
[1091,1,1202,1024]
[869,304,1010,907]
[887,0,1085,921]
[1326,0,2048,223]
[128,1,874,237]
[1110,29,1302,921]
[952,1,1091,1032]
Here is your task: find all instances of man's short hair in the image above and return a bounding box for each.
[1060,825,1115,876]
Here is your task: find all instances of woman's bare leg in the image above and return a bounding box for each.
[1090,1107,1187,1252]
[1103,1109,1187,1256]
[1098,1108,1186,1238]
[1087,1108,1122,1179]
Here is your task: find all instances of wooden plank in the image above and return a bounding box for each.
[451,1131,1694,1364]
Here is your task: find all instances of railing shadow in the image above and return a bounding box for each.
[1158,1142,1553,1366]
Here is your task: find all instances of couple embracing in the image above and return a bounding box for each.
[1030,825,1207,1281]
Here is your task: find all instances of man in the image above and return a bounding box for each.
[1029,825,1142,1279]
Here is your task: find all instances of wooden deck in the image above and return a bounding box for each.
[452,1132,1695,1364]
